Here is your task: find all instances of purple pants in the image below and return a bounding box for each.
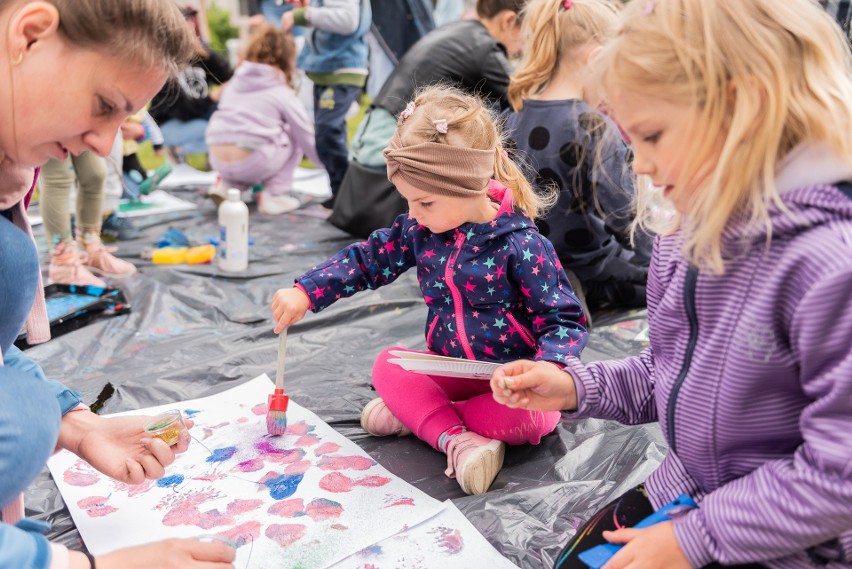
[372,347,561,450]
[209,142,297,197]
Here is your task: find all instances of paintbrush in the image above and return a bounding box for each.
[266,328,290,435]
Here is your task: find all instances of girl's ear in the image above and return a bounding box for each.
[9,1,60,56]
[498,10,519,32]
[584,45,603,66]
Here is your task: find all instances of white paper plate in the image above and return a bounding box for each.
[388,358,500,380]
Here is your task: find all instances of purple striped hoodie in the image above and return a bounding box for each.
[565,144,852,568]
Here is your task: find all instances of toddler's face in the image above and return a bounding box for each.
[394,177,497,234]
[608,88,709,214]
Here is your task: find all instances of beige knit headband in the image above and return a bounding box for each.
[383,131,494,198]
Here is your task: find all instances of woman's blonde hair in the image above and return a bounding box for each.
[509,0,619,111]
[400,85,556,219]
[245,24,297,87]
[2,0,199,74]
[599,0,852,273]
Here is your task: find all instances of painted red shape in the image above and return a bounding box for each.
[305,498,344,521]
[268,498,304,517]
[64,471,99,487]
[283,422,310,436]
[77,496,117,517]
[354,475,391,488]
[227,499,263,515]
[314,442,341,455]
[163,504,201,526]
[218,521,262,548]
[251,403,268,415]
[265,523,306,548]
[233,458,264,472]
[295,434,320,447]
[317,455,375,471]
[318,472,354,493]
[284,460,312,475]
[197,509,235,529]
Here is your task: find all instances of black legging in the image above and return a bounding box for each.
[553,485,766,569]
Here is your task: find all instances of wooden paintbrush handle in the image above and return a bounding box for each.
[276,328,287,390]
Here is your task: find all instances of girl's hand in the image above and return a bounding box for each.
[95,538,235,569]
[601,522,692,569]
[60,411,194,484]
[491,360,578,412]
[272,287,311,333]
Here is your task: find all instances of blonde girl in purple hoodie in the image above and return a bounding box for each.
[492,0,852,567]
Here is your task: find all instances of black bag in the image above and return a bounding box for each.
[328,160,408,238]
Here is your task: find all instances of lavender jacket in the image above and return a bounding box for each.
[565,144,852,568]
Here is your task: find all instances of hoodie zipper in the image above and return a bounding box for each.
[426,315,439,346]
[445,231,475,359]
[505,312,537,349]
[666,265,699,455]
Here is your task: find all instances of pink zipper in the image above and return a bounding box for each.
[505,312,536,349]
[426,315,439,345]
[445,231,475,359]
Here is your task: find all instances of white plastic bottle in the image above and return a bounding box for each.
[218,189,249,272]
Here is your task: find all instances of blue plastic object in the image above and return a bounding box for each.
[577,494,698,569]
[156,228,190,249]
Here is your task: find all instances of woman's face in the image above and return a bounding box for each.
[1,11,168,167]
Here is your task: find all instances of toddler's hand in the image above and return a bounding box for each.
[272,287,311,333]
[491,360,578,412]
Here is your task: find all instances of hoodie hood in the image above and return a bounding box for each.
[228,61,288,93]
[724,142,852,243]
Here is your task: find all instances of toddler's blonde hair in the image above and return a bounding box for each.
[399,85,555,219]
[599,0,852,273]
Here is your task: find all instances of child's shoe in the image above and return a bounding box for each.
[48,242,106,287]
[78,231,137,279]
[101,212,141,242]
[360,398,412,437]
[258,193,301,215]
[444,431,505,495]
[207,177,229,206]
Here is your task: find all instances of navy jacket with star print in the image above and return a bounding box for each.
[295,182,588,365]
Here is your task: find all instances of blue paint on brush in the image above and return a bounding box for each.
[265,473,304,500]
[206,446,237,462]
[266,413,288,435]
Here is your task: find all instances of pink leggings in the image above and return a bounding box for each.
[372,347,561,450]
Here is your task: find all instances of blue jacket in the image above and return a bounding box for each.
[297,183,588,363]
[297,0,371,74]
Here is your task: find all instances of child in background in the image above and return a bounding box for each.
[492,0,852,566]
[272,86,588,495]
[39,153,137,286]
[502,0,651,316]
[281,0,371,208]
[206,24,321,215]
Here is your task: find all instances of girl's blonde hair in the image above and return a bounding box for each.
[599,0,852,273]
[509,0,619,111]
[245,24,297,87]
[400,85,556,219]
[2,0,199,74]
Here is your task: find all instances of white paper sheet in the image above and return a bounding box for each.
[48,376,445,568]
[388,350,502,380]
[330,500,521,569]
[117,189,197,218]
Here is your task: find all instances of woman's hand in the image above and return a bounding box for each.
[272,287,311,333]
[601,522,692,569]
[491,360,578,412]
[93,538,235,569]
[58,410,193,484]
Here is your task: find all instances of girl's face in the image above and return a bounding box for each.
[394,177,497,234]
[609,89,703,214]
[1,14,167,167]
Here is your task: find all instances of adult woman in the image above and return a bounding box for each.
[0,1,234,567]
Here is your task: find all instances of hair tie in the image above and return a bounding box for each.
[562,0,572,9]
[433,119,448,134]
[642,1,655,15]
[398,101,416,125]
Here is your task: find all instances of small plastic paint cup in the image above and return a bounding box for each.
[197,534,238,549]
[144,409,189,447]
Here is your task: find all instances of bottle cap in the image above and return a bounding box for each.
[227,189,241,202]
